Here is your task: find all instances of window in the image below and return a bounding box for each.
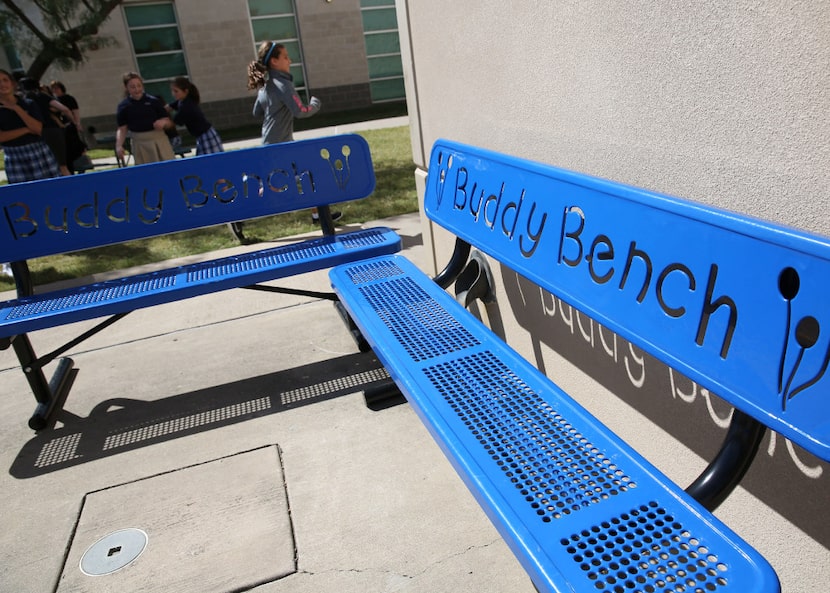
[360,0,405,102]
[124,2,188,102]
[247,0,307,97]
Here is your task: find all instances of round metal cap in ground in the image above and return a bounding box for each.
[80,528,148,576]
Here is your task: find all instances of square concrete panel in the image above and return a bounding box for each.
[56,445,295,592]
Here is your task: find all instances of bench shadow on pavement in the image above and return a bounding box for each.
[10,352,390,479]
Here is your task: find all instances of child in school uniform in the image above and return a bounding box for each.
[115,72,175,165]
[0,70,61,183]
[0,69,60,277]
[165,77,224,155]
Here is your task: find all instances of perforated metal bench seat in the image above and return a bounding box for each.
[330,254,778,593]
[0,227,400,339]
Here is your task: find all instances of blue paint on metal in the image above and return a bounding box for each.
[0,227,400,337]
[325,139,830,592]
[330,254,779,593]
[425,139,830,461]
[0,134,375,261]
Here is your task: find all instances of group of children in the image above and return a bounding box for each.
[115,72,225,165]
[0,71,78,184]
[115,40,323,167]
[0,39,329,276]
[114,40,331,223]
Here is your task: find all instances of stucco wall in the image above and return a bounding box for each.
[173,1,256,103]
[399,1,830,591]
[402,1,828,237]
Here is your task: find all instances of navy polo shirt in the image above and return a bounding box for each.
[116,93,168,132]
[0,97,44,147]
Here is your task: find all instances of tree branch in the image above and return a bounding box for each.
[1,0,52,45]
[18,0,125,80]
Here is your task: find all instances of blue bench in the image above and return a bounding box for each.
[0,134,400,430]
[331,139,830,592]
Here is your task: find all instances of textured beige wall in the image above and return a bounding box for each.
[401,1,829,237]
[174,1,257,102]
[400,2,830,591]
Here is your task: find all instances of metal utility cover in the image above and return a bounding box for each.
[57,445,295,592]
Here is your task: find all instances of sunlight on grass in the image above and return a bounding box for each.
[0,126,418,289]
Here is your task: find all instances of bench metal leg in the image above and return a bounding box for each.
[433,238,471,289]
[30,357,75,431]
[685,409,766,511]
[333,301,370,352]
[227,221,246,243]
[7,313,129,431]
[10,260,34,298]
[454,250,496,308]
[363,378,405,410]
[11,334,75,430]
[316,205,337,236]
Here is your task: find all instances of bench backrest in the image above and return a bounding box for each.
[424,138,830,461]
[0,134,375,261]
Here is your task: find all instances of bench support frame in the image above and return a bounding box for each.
[685,410,767,510]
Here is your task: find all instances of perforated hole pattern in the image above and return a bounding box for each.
[360,277,480,362]
[9,231,382,317]
[187,241,336,281]
[344,263,733,592]
[8,272,178,318]
[345,258,406,284]
[424,351,635,520]
[340,228,390,249]
[561,501,729,592]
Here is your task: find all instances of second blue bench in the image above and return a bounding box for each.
[0,134,400,430]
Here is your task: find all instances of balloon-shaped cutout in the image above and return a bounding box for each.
[778,267,800,300]
[795,316,820,349]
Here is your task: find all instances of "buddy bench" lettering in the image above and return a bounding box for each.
[426,139,830,460]
[0,136,373,260]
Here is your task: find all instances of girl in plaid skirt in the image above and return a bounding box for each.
[166,77,224,155]
[0,69,60,278]
[0,69,60,183]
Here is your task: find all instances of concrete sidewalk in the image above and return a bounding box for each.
[0,117,536,592]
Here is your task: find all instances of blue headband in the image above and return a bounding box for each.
[262,42,278,66]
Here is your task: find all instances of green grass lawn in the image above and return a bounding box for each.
[0,124,417,289]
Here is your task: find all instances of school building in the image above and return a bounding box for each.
[2,0,405,136]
